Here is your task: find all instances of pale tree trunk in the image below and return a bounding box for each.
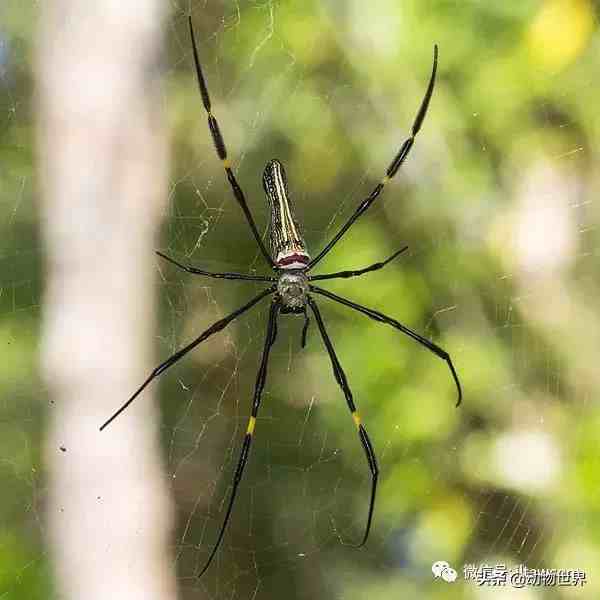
[37,2,177,600]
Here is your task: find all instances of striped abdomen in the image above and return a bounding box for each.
[262,159,310,269]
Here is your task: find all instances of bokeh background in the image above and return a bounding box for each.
[1,0,599,598]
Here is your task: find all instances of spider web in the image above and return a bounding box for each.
[157,2,599,598]
[1,1,599,599]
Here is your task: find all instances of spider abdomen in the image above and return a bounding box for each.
[263,159,310,269]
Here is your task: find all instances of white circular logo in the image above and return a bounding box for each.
[442,567,457,582]
[432,561,457,583]
[432,561,450,578]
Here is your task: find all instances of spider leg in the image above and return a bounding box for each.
[309,246,408,282]
[156,251,275,282]
[198,300,280,577]
[307,46,438,271]
[271,306,279,346]
[301,309,310,348]
[188,17,274,268]
[307,297,378,547]
[310,285,462,407]
[99,286,275,431]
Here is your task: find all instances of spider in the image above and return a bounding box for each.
[100,17,462,577]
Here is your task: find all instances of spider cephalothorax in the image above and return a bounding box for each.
[101,18,462,579]
[276,270,309,311]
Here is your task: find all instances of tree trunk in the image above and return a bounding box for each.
[37,2,177,599]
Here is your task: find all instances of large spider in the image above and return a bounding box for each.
[100,17,462,577]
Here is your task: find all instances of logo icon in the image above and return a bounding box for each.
[432,561,458,583]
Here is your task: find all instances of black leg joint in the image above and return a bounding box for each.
[208,115,227,160]
[386,138,414,178]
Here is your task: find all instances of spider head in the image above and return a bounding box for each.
[277,270,309,311]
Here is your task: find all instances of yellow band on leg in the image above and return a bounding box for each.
[247,416,256,435]
[352,411,361,429]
